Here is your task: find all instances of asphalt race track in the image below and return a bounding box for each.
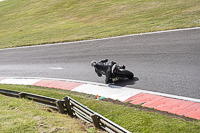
[0,28,200,99]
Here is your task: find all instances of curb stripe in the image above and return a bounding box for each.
[168,101,196,115]
[125,93,200,119]
[0,78,41,85]
[72,84,141,101]
[33,79,83,90]
[175,103,200,116]
[184,107,200,119]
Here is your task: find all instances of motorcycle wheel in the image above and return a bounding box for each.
[118,69,134,79]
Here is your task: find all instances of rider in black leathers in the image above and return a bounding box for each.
[91,59,124,84]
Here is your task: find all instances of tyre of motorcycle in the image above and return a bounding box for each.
[112,77,120,82]
[117,69,134,79]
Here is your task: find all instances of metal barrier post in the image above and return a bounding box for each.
[91,114,101,129]
[19,92,25,98]
[63,97,74,116]
[55,100,65,114]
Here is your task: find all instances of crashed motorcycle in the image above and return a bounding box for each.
[91,60,134,83]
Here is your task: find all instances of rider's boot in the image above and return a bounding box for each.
[105,79,112,84]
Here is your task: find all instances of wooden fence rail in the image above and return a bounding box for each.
[0,88,131,133]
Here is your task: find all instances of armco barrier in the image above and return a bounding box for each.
[0,88,131,133]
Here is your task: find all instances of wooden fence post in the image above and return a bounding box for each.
[63,97,74,116]
[55,100,65,114]
[19,92,25,98]
[91,114,101,129]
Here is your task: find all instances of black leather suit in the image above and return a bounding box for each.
[94,59,116,84]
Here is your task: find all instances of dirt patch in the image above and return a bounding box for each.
[49,127,69,133]
[77,119,107,133]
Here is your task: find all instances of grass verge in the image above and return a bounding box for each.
[0,0,200,49]
[0,95,98,132]
[0,84,200,132]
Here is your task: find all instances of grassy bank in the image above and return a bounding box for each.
[0,94,98,132]
[0,0,200,49]
[0,84,200,132]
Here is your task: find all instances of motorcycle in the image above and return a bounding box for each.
[111,64,134,82]
[91,59,134,83]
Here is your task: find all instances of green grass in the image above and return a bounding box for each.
[0,94,97,132]
[0,0,200,49]
[0,84,200,132]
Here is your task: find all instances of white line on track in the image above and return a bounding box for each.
[1,27,200,51]
[49,67,64,70]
